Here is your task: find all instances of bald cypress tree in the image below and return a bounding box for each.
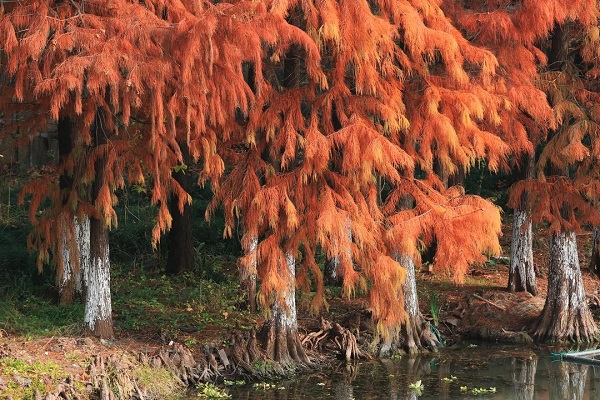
[210,0,513,358]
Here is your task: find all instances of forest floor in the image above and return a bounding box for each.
[2,218,600,399]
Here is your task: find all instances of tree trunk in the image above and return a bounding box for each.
[85,217,113,339]
[530,231,598,342]
[401,254,425,355]
[378,254,440,357]
[166,144,194,275]
[324,258,340,286]
[260,253,309,365]
[59,215,89,304]
[84,113,114,340]
[508,153,538,295]
[76,215,90,297]
[590,227,600,276]
[57,117,82,305]
[508,207,538,295]
[243,235,258,313]
[402,254,440,354]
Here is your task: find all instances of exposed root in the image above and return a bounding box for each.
[302,317,371,361]
[33,326,328,398]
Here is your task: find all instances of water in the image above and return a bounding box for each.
[221,343,600,399]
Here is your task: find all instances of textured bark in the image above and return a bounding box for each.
[511,356,536,400]
[508,153,537,295]
[86,210,113,339]
[243,236,258,313]
[59,215,89,304]
[530,231,598,342]
[260,253,309,365]
[57,117,79,305]
[508,208,538,295]
[84,113,114,340]
[59,216,76,305]
[324,258,341,286]
[590,227,600,277]
[77,215,90,296]
[401,254,439,354]
[378,254,439,357]
[166,144,195,275]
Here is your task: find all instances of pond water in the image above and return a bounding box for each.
[218,343,600,399]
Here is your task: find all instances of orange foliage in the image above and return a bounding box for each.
[3,1,309,266]
[209,0,514,332]
[8,0,598,334]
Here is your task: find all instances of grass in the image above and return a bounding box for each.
[111,269,255,338]
[0,296,84,338]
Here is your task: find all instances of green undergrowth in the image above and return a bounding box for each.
[1,176,256,342]
[111,268,257,338]
[0,298,84,338]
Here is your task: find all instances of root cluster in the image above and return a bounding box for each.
[302,317,371,361]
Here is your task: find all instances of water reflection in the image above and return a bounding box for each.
[334,363,357,400]
[511,354,536,400]
[548,360,588,400]
[223,345,600,399]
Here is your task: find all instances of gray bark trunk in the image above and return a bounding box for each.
[84,111,113,340]
[261,252,309,364]
[378,254,439,357]
[401,254,422,355]
[85,216,113,339]
[508,208,538,295]
[243,235,258,312]
[76,215,90,295]
[509,152,537,295]
[59,215,89,304]
[530,231,598,342]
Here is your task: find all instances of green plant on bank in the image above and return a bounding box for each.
[429,293,441,327]
[0,357,69,400]
[197,383,231,399]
